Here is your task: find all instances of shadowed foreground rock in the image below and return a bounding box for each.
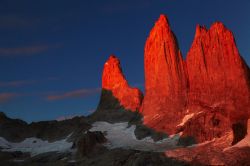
[77,131,107,157]
[0,112,91,143]
[166,131,250,166]
[0,149,189,166]
[80,149,188,166]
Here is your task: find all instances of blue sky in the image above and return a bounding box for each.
[0,0,249,122]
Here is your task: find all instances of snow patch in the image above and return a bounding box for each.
[177,113,195,127]
[0,136,72,156]
[177,111,203,127]
[90,121,180,152]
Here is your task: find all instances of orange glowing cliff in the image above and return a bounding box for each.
[98,14,250,144]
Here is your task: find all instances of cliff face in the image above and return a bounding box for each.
[96,15,250,144]
[186,23,250,121]
[101,55,143,112]
[140,15,250,143]
[141,15,188,133]
[184,23,250,143]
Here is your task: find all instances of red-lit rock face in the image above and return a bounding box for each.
[185,23,250,143]
[141,15,250,142]
[98,15,250,144]
[186,23,250,121]
[141,15,188,133]
[102,55,143,111]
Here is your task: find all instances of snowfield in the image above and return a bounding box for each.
[0,136,73,156]
[90,121,180,152]
[0,121,182,155]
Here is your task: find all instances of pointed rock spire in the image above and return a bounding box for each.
[101,55,143,111]
[94,15,250,144]
[186,22,250,143]
[194,24,207,38]
[102,55,127,90]
[142,14,188,133]
[187,22,250,120]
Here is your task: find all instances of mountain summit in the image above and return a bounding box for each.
[101,55,143,111]
[185,21,250,143]
[141,14,188,134]
[0,14,250,166]
[98,15,250,145]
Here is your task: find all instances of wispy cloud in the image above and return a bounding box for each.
[0,45,55,57]
[0,77,59,88]
[0,88,100,104]
[47,88,101,101]
[0,93,19,103]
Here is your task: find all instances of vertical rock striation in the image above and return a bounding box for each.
[185,23,250,143]
[96,14,250,144]
[141,15,250,143]
[186,23,250,120]
[141,15,188,133]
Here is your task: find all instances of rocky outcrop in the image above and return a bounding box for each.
[0,148,188,166]
[0,112,31,142]
[76,131,107,157]
[140,15,250,144]
[101,55,143,112]
[0,112,90,142]
[186,23,250,121]
[166,131,250,166]
[93,14,249,145]
[177,107,231,144]
[80,149,187,166]
[141,15,188,133]
[91,55,143,123]
[185,22,250,144]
